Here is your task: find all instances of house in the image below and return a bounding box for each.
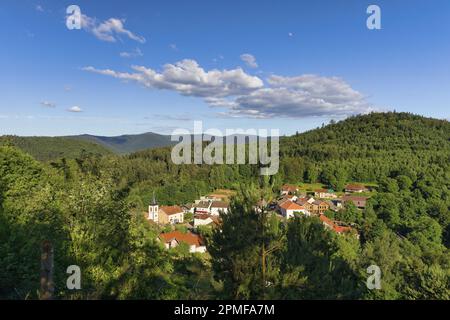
[210,201,229,215]
[148,196,184,224]
[303,196,316,204]
[193,213,220,227]
[279,200,310,219]
[194,201,212,214]
[314,188,337,199]
[193,214,214,227]
[159,230,207,253]
[160,206,185,224]
[345,184,368,193]
[182,203,195,214]
[319,215,354,235]
[342,196,369,209]
[280,184,298,196]
[277,196,291,209]
[296,197,314,213]
[286,194,298,202]
[311,200,330,215]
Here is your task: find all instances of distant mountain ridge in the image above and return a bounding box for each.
[69,132,266,154]
[67,132,176,154]
[0,132,266,161]
[2,112,448,161]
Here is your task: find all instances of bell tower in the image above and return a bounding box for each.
[148,192,159,222]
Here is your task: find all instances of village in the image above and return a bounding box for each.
[147,183,372,254]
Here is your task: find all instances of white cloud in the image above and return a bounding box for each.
[35,5,44,12]
[84,59,375,119]
[68,106,82,113]
[83,59,263,98]
[41,101,56,108]
[120,47,143,58]
[222,75,373,118]
[288,32,294,37]
[240,53,258,68]
[79,14,145,43]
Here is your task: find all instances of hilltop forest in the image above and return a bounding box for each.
[0,112,449,299]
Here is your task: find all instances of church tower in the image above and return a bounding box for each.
[148,192,159,222]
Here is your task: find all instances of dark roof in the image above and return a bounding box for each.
[195,201,211,209]
[211,201,228,208]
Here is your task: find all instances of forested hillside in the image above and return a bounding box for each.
[69,132,176,154]
[279,112,449,183]
[1,112,449,299]
[0,136,112,161]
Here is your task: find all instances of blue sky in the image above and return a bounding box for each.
[0,0,449,136]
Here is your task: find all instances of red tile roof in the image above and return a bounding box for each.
[319,215,353,234]
[160,205,184,216]
[334,225,353,233]
[194,213,213,220]
[319,214,334,227]
[280,200,304,211]
[159,231,204,247]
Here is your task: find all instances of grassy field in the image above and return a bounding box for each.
[209,189,237,202]
[293,182,378,197]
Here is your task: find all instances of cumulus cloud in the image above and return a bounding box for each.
[83,59,263,98]
[84,59,374,119]
[68,106,82,113]
[240,53,258,68]
[79,14,145,43]
[41,101,56,108]
[219,75,374,118]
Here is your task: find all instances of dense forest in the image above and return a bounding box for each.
[0,112,449,299]
[0,136,112,161]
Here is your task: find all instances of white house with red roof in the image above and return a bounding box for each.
[210,201,229,215]
[280,184,298,196]
[279,200,310,219]
[194,214,214,227]
[193,201,212,214]
[159,230,207,253]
